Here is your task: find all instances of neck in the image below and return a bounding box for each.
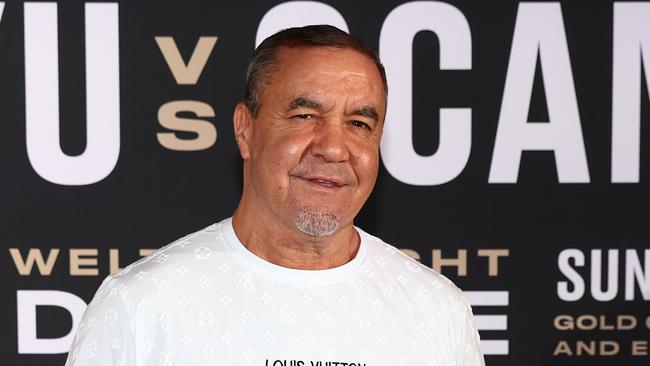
[231,203,360,270]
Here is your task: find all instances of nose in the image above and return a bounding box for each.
[309,120,350,163]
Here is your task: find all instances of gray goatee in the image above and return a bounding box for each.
[293,208,340,237]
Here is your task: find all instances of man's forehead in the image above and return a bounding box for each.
[263,46,387,116]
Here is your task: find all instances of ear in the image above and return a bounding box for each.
[233,102,254,160]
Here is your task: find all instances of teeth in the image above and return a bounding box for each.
[312,179,336,186]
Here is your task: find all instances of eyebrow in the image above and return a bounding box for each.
[288,97,379,122]
[288,97,322,111]
[350,105,379,122]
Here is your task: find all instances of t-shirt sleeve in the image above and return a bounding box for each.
[65,276,136,366]
[456,299,486,366]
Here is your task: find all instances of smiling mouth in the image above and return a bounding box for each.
[304,177,344,189]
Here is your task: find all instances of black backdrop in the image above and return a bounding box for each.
[1,0,648,365]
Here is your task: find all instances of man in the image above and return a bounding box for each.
[67,25,484,366]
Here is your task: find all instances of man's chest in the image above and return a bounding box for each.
[128,286,451,366]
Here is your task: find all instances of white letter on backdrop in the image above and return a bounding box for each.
[489,3,589,183]
[379,2,472,186]
[17,290,87,354]
[557,249,585,301]
[256,1,348,46]
[625,249,650,300]
[612,3,650,183]
[24,3,120,185]
[590,249,619,302]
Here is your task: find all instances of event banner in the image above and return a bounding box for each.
[0,0,647,365]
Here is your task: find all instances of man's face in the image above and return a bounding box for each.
[236,46,386,237]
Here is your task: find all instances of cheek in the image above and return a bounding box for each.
[263,134,309,181]
[279,139,305,162]
[353,146,380,186]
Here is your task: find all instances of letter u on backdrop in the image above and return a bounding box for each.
[24,2,120,186]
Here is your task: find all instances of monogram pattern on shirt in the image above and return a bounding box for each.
[66,220,485,366]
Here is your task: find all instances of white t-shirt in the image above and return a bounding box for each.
[66,218,484,366]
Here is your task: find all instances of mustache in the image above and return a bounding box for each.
[289,164,355,185]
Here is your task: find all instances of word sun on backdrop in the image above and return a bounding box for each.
[0,1,648,366]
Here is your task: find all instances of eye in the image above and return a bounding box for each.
[351,120,372,131]
[292,113,315,120]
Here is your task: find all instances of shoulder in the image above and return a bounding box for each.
[118,221,227,274]
[359,230,483,364]
[359,228,472,312]
[98,220,232,305]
